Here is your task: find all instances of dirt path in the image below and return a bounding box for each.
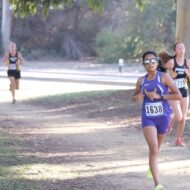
[0,61,190,190]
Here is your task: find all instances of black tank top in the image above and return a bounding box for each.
[9,53,18,63]
[173,57,187,79]
[172,57,188,93]
[9,53,18,70]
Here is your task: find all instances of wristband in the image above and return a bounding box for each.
[160,94,164,100]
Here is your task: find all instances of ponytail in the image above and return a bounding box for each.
[157,51,175,73]
[158,51,175,64]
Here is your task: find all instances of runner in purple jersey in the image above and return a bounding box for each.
[133,50,181,190]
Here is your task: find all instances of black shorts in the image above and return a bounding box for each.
[7,70,21,80]
[179,88,189,98]
[16,70,21,79]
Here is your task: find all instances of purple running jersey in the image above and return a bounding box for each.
[141,71,172,118]
[140,71,172,134]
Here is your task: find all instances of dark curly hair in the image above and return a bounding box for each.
[142,50,158,61]
[157,51,175,73]
[158,51,175,64]
[142,50,168,73]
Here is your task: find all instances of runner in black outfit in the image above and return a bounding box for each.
[3,42,24,104]
[163,42,190,146]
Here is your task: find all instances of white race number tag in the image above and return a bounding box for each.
[145,102,164,117]
[9,64,16,70]
[174,78,185,88]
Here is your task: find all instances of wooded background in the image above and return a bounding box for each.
[0,0,176,62]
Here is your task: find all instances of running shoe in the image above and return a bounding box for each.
[175,137,185,147]
[154,184,164,190]
[146,168,153,180]
[12,99,16,104]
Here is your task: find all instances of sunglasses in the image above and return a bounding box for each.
[143,58,158,65]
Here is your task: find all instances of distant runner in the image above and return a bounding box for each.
[3,42,24,104]
[160,42,190,146]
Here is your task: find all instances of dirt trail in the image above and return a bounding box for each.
[0,61,190,190]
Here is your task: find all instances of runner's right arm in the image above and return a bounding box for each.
[133,77,144,102]
[165,58,177,79]
[2,52,9,65]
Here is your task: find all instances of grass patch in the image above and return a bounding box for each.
[27,89,118,103]
[25,89,129,113]
[25,89,138,121]
[0,134,39,190]
[0,135,17,163]
[0,178,41,190]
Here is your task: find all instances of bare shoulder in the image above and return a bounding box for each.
[3,52,9,58]
[160,72,171,84]
[186,58,190,68]
[135,76,144,88]
[137,76,144,84]
[134,76,144,94]
[2,52,9,62]
[161,72,170,78]
[18,52,23,57]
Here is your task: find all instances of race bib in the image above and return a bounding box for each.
[9,64,16,70]
[145,102,164,117]
[174,78,185,88]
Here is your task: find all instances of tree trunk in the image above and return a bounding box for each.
[62,34,83,60]
[62,1,82,60]
[2,0,12,53]
[72,0,80,33]
[176,0,190,57]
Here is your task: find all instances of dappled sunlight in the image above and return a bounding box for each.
[26,103,92,114]
[0,77,128,103]
[21,121,125,135]
[21,150,115,159]
[7,156,190,182]
[11,158,148,180]
[160,159,190,173]
[1,66,190,189]
[18,80,127,101]
[15,113,72,121]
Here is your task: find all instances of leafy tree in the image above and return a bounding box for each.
[96,29,125,63]
[96,0,176,63]
[9,0,105,17]
[9,0,144,17]
[125,0,176,57]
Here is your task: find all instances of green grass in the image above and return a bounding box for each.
[29,89,118,102]
[0,89,131,190]
[0,179,39,190]
[25,90,122,110]
[0,134,39,190]
[0,90,122,190]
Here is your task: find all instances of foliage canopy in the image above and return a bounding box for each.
[9,0,144,17]
[9,0,105,17]
[96,0,176,63]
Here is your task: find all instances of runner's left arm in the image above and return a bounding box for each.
[161,73,182,100]
[184,59,190,81]
[18,52,24,64]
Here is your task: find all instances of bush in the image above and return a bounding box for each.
[95,29,127,63]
